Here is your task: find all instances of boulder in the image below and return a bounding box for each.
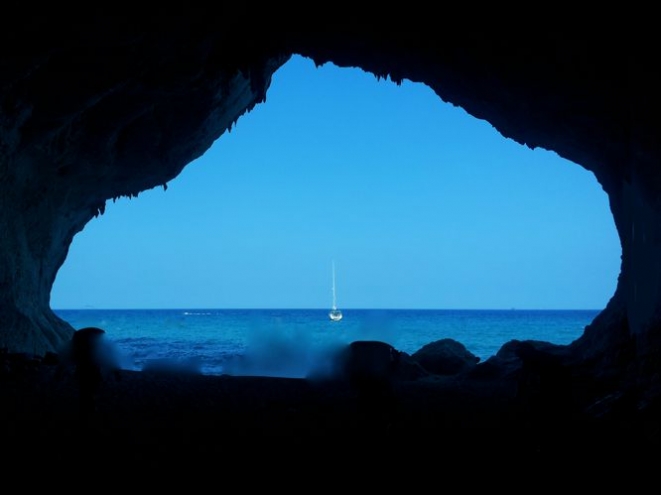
[411,338,480,375]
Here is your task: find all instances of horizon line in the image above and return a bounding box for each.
[52,307,604,312]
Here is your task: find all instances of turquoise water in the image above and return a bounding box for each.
[53,308,600,378]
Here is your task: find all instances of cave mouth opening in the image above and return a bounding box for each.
[50,54,621,376]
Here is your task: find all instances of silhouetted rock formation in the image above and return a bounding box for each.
[411,338,480,375]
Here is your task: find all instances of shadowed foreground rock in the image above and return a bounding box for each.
[2,341,659,476]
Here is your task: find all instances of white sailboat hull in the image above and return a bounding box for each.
[329,309,343,321]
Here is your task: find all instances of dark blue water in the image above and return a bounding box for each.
[54,308,599,378]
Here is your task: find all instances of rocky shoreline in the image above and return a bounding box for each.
[3,339,658,474]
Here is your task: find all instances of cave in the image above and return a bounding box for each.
[2,16,660,456]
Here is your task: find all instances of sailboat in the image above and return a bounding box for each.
[329,260,343,321]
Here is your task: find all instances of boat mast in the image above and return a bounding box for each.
[329,260,343,321]
[331,260,337,310]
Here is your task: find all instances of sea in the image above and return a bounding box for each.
[53,308,600,379]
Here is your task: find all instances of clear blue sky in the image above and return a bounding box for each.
[51,55,621,311]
